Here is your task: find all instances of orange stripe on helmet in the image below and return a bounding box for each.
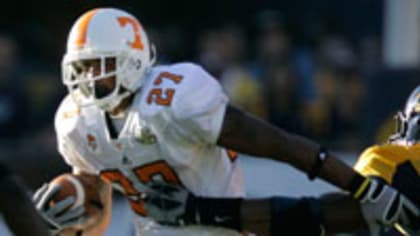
[75,9,99,48]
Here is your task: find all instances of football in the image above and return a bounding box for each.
[49,173,104,229]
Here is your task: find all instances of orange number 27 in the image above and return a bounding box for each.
[147,72,183,106]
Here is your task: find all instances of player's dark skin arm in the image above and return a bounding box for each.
[319,193,367,233]
[241,193,367,235]
[217,105,362,191]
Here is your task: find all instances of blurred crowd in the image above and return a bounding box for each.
[152,10,380,150]
[0,7,417,189]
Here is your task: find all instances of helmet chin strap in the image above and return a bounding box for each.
[99,98,121,112]
[97,84,132,113]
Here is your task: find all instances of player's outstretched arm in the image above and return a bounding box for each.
[216,105,420,234]
[143,182,368,236]
[217,105,362,192]
[241,192,367,235]
[144,181,420,236]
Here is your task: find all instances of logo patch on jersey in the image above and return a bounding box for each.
[87,133,98,151]
[226,149,238,162]
[62,108,80,119]
[135,126,157,144]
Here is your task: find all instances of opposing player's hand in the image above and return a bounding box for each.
[354,178,420,235]
[143,182,193,226]
[33,183,86,235]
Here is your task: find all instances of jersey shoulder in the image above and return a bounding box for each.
[356,144,420,204]
[147,62,222,95]
[360,144,405,158]
[358,144,416,163]
[55,95,81,136]
[354,144,412,182]
[139,62,228,118]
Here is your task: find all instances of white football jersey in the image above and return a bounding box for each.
[55,63,245,236]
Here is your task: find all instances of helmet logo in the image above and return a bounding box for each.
[117,16,144,50]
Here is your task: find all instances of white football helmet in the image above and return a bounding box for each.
[392,85,420,144]
[62,8,156,111]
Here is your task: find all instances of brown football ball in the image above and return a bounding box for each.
[49,173,104,229]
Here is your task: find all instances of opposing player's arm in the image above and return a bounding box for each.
[143,182,367,235]
[0,167,50,236]
[241,192,366,235]
[217,105,362,191]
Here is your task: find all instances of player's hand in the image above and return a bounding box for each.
[143,182,194,226]
[33,183,86,235]
[354,178,420,236]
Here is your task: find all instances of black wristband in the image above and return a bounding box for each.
[188,196,242,231]
[308,146,328,180]
[271,197,323,236]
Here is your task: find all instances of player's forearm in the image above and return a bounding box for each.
[191,194,367,235]
[319,193,366,232]
[218,105,310,158]
[217,105,362,191]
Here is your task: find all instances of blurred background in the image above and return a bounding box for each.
[0,0,418,235]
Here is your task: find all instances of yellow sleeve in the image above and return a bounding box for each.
[354,145,400,184]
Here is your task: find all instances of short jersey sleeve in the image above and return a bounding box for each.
[56,134,86,173]
[150,63,229,145]
[54,95,95,174]
[354,145,405,183]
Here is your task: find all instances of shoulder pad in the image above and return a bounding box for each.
[55,95,80,135]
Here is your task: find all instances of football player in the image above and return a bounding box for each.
[33,7,418,236]
[354,85,420,235]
